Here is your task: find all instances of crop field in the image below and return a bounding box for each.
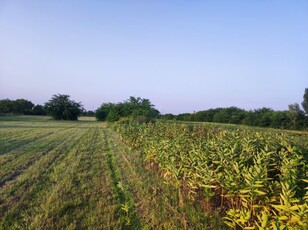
[0,116,307,229]
[113,121,308,229]
[0,116,222,229]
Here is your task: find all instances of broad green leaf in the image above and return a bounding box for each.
[244,227,255,229]
[272,205,287,211]
[278,216,288,221]
[255,190,266,195]
[239,190,250,194]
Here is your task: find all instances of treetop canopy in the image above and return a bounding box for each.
[44,94,84,121]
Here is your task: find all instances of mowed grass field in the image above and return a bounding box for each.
[0,116,223,229]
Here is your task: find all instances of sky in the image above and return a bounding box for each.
[0,0,307,114]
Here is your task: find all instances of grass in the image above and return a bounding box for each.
[2,116,306,229]
[0,116,227,229]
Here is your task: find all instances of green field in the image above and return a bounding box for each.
[0,116,224,229]
[1,116,307,229]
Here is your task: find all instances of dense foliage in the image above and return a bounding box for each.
[82,110,95,117]
[44,94,83,120]
[0,99,47,115]
[302,88,308,115]
[161,88,308,130]
[96,96,160,122]
[0,99,34,115]
[165,107,308,130]
[113,121,308,229]
[32,105,47,115]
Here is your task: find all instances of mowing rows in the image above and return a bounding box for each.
[0,121,119,229]
[113,121,308,229]
[1,117,223,229]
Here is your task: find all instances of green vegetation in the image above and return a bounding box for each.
[2,87,308,130]
[95,96,160,122]
[164,106,308,130]
[44,94,84,121]
[113,120,308,229]
[0,116,225,229]
[0,99,37,115]
[302,88,308,115]
[1,90,308,229]
[161,88,308,131]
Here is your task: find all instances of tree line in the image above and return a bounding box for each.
[0,96,88,118]
[0,99,47,115]
[0,95,160,122]
[1,88,307,130]
[160,88,308,130]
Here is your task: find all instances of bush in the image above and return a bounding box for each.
[106,109,119,122]
[44,94,83,120]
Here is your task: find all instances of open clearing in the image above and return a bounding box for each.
[0,116,223,229]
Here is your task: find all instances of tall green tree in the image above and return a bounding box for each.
[302,88,308,115]
[106,109,120,122]
[32,105,47,115]
[95,96,160,122]
[0,99,13,113]
[287,103,304,129]
[44,94,83,120]
[95,103,115,121]
[15,99,34,114]
[0,99,34,114]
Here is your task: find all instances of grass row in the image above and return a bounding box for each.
[1,116,229,229]
[1,119,153,229]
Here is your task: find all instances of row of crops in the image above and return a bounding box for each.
[113,121,308,229]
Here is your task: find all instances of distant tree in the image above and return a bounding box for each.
[288,103,302,114]
[243,111,256,126]
[254,108,274,127]
[124,96,160,119]
[44,94,83,120]
[82,110,95,117]
[95,96,160,122]
[106,109,120,122]
[96,103,114,121]
[194,107,244,124]
[0,99,13,114]
[213,108,229,123]
[271,111,290,129]
[176,113,192,121]
[0,99,34,114]
[173,104,307,130]
[32,105,47,115]
[15,99,34,114]
[159,113,176,120]
[302,88,308,115]
[288,103,305,129]
[193,109,216,122]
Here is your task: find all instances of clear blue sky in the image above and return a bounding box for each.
[0,0,307,114]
